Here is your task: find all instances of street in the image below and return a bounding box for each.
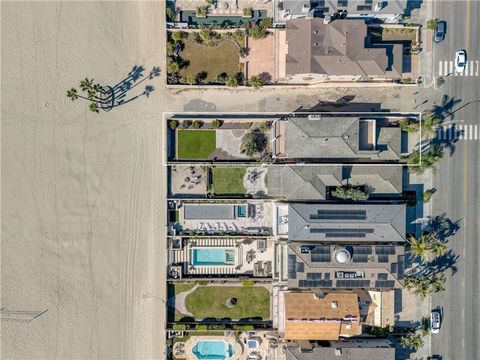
[425,1,480,359]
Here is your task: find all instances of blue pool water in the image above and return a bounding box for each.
[236,204,246,217]
[192,248,235,266]
[192,340,234,360]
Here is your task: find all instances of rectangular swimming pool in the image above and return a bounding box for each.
[192,340,234,360]
[192,248,235,266]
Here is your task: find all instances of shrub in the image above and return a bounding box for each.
[426,18,438,30]
[173,324,187,330]
[233,324,254,330]
[244,122,253,129]
[332,185,369,201]
[172,31,184,43]
[166,5,176,22]
[166,42,175,55]
[233,30,245,45]
[195,324,208,331]
[423,191,432,203]
[208,324,225,330]
[186,75,197,85]
[243,280,254,286]
[182,120,193,129]
[243,7,253,17]
[249,75,263,89]
[211,119,223,129]
[169,120,179,130]
[226,74,239,88]
[196,6,208,17]
[400,118,419,132]
[241,130,267,157]
[193,120,204,129]
[258,121,271,133]
[167,59,180,74]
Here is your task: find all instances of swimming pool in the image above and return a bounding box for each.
[192,248,235,266]
[192,340,234,360]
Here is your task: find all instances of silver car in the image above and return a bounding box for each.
[430,311,441,334]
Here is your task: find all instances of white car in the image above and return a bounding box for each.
[455,50,467,72]
[430,311,441,334]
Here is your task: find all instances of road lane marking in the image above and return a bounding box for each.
[438,61,443,76]
[458,125,464,139]
[476,61,480,76]
[449,61,454,74]
[464,141,468,202]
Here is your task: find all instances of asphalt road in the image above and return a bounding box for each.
[426,1,480,359]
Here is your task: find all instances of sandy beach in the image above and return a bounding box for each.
[1,1,165,359]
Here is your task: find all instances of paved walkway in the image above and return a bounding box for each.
[169,284,199,317]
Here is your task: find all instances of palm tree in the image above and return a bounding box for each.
[80,77,94,91]
[407,235,431,259]
[400,332,424,351]
[66,88,78,101]
[414,278,431,300]
[406,146,443,174]
[422,110,441,139]
[429,241,447,258]
[430,273,446,293]
[89,103,100,113]
[249,75,263,89]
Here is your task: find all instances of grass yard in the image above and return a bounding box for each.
[179,40,240,82]
[167,282,197,322]
[185,286,270,320]
[177,130,216,159]
[212,167,246,195]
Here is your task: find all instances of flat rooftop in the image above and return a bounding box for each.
[287,203,406,243]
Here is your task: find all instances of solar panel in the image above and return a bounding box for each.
[296,262,305,273]
[375,246,396,255]
[352,254,369,262]
[391,263,398,274]
[311,253,331,262]
[310,209,367,220]
[377,254,389,263]
[336,279,371,288]
[299,280,307,287]
[311,245,330,254]
[288,254,297,279]
[301,279,333,288]
[310,228,374,238]
[307,273,322,280]
[375,280,396,288]
[337,0,348,7]
[352,246,372,254]
[377,273,389,280]
[397,255,405,279]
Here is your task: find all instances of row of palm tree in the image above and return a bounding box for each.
[404,272,446,300]
[407,233,446,259]
[66,77,109,113]
[405,144,443,174]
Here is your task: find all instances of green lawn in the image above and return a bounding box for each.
[185,286,270,320]
[179,40,240,82]
[212,167,246,195]
[167,283,197,322]
[177,130,216,159]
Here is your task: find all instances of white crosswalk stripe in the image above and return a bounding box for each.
[438,60,480,77]
[436,124,479,141]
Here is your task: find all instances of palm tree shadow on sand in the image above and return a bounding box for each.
[66,65,160,113]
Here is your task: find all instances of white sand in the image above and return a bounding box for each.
[1,2,166,359]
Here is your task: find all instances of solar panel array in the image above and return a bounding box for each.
[375,246,396,255]
[351,245,372,254]
[375,280,396,288]
[377,273,389,280]
[310,209,367,221]
[310,245,331,262]
[307,272,322,280]
[296,262,305,273]
[288,254,297,279]
[352,254,369,262]
[357,0,372,11]
[337,0,348,7]
[299,280,333,288]
[336,279,371,288]
[310,228,374,238]
[397,255,405,279]
[377,254,390,263]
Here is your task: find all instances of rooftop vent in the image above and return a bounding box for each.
[334,248,351,263]
[331,301,338,308]
[335,348,342,356]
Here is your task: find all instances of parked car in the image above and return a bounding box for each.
[430,310,441,334]
[434,21,446,43]
[455,50,467,72]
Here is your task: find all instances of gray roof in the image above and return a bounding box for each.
[183,204,235,220]
[266,165,403,200]
[283,116,401,160]
[288,203,406,243]
[286,344,395,360]
[287,243,405,289]
[286,19,389,77]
